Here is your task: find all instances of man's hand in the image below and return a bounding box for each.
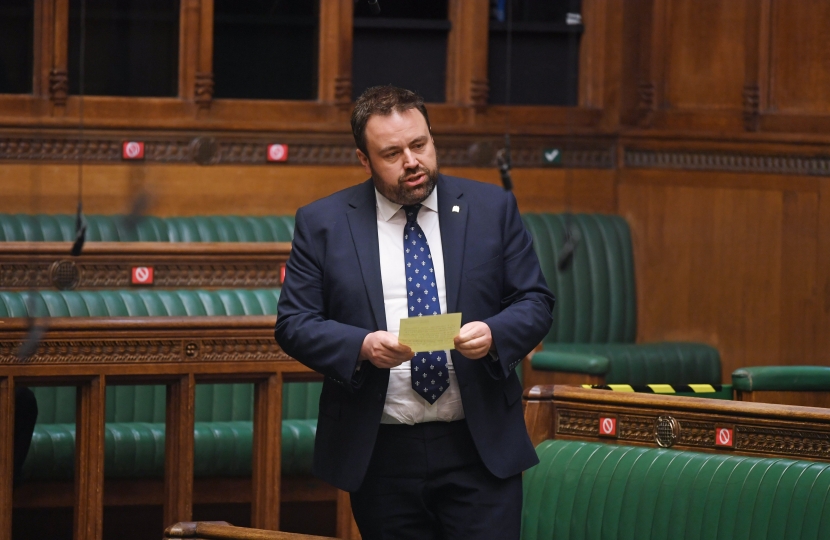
[360,331,414,369]
[454,321,493,359]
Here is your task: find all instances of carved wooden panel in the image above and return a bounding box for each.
[537,386,830,462]
[0,243,291,291]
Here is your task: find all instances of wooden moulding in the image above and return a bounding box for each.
[0,242,292,291]
[164,521,337,540]
[524,385,830,460]
[0,316,315,540]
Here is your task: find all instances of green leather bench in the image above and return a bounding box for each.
[0,214,295,242]
[522,439,830,540]
[0,289,321,480]
[522,214,721,386]
[733,365,830,408]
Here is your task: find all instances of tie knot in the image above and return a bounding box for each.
[403,204,422,225]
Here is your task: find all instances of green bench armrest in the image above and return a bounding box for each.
[732,366,830,392]
[530,350,610,375]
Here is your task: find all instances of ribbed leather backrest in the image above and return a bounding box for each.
[0,289,281,317]
[523,440,830,540]
[4,288,318,423]
[522,214,636,344]
[0,214,295,242]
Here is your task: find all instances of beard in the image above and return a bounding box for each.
[371,163,439,206]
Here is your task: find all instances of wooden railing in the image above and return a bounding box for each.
[0,242,291,290]
[524,384,830,460]
[0,315,312,540]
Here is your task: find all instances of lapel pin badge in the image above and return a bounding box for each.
[452,205,460,213]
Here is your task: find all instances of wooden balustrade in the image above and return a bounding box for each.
[0,242,291,291]
[524,384,830,460]
[0,315,315,540]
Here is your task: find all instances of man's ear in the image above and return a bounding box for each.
[356,149,372,175]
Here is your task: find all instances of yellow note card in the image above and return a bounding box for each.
[398,313,462,353]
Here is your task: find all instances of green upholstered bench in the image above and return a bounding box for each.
[733,366,830,408]
[521,214,721,387]
[0,214,295,242]
[522,439,830,540]
[0,289,321,480]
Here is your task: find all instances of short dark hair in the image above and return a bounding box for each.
[351,85,431,155]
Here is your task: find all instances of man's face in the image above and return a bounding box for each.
[356,108,439,206]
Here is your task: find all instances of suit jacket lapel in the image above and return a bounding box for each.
[347,180,387,331]
[438,176,468,314]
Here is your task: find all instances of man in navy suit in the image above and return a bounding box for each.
[275,86,554,540]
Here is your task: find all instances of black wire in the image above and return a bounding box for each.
[71,0,88,257]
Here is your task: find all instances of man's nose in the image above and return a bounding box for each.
[402,148,419,169]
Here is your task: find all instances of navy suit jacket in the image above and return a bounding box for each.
[275,174,555,492]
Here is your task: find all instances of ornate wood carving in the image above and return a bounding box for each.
[625,149,830,176]
[0,243,291,291]
[531,386,830,463]
[742,84,761,131]
[637,82,656,127]
[469,80,489,109]
[194,72,214,109]
[0,133,615,169]
[48,68,69,106]
[0,339,182,364]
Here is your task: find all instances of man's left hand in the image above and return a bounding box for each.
[454,321,493,359]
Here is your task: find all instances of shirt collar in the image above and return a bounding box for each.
[375,184,439,222]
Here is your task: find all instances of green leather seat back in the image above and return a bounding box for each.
[0,289,282,317]
[0,214,295,242]
[533,343,722,385]
[522,214,636,345]
[523,439,830,540]
[523,213,721,384]
[3,288,322,478]
[23,418,317,479]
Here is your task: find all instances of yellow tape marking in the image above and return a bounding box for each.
[647,384,676,394]
[688,384,717,393]
[607,385,635,392]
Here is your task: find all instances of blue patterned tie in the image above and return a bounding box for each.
[403,204,449,404]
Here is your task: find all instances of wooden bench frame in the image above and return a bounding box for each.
[524,384,830,461]
[0,315,355,540]
[0,242,291,290]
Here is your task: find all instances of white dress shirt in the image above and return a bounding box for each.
[375,187,465,424]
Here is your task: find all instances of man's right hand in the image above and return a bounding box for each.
[360,331,414,369]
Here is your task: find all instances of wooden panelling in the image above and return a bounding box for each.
[618,169,827,379]
[663,0,748,111]
[768,0,830,115]
[0,164,616,217]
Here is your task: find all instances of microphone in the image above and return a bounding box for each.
[368,0,380,15]
[17,292,47,361]
[495,147,513,191]
[120,192,151,234]
[71,201,87,257]
[557,226,581,271]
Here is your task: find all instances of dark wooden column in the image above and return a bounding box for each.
[318,0,354,108]
[251,373,282,530]
[446,0,489,109]
[743,0,771,131]
[74,375,106,540]
[179,0,214,111]
[636,0,668,127]
[164,374,196,528]
[35,0,70,112]
[0,377,13,540]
